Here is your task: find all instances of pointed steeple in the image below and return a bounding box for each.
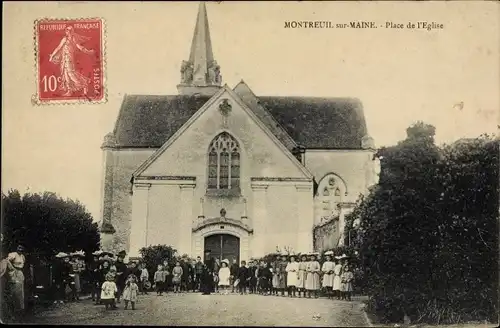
[177,2,222,96]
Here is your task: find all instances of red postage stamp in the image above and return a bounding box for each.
[34,18,105,104]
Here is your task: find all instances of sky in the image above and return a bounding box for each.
[3,1,499,222]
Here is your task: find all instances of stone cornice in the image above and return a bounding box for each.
[179,184,196,190]
[337,202,356,209]
[295,184,312,192]
[251,184,269,191]
[134,183,151,190]
[134,176,197,187]
[137,176,196,181]
[192,217,254,234]
[251,177,312,182]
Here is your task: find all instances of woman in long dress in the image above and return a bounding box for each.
[48,26,95,96]
[278,255,288,296]
[332,257,343,300]
[6,245,26,315]
[271,257,280,295]
[296,254,308,298]
[285,255,299,297]
[305,254,321,298]
[321,254,335,298]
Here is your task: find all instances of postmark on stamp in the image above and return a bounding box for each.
[33,18,106,105]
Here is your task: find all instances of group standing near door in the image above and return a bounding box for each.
[196,249,355,301]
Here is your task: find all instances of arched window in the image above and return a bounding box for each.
[207,132,241,190]
[316,174,346,219]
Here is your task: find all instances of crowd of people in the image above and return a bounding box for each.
[1,245,357,318]
[198,250,355,301]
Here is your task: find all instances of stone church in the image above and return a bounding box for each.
[99,2,378,262]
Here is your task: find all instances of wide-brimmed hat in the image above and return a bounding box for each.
[340,253,350,259]
[92,250,103,256]
[71,250,85,258]
[103,254,116,262]
[117,250,127,258]
[308,252,319,259]
[221,259,230,265]
[55,252,69,258]
[324,250,334,256]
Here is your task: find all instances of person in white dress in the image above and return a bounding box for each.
[332,256,343,299]
[218,259,231,295]
[305,254,321,298]
[101,273,118,310]
[6,245,26,315]
[321,253,335,298]
[285,255,299,297]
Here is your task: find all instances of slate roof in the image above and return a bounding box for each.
[112,91,368,149]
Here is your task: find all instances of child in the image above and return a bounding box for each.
[333,257,343,300]
[154,265,166,296]
[172,261,183,293]
[218,259,231,294]
[123,274,139,310]
[305,254,321,298]
[259,262,272,295]
[140,263,149,295]
[296,254,308,298]
[285,255,299,297]
[340,264,354,301]
[237,261,248,295]
[321,253,335,299]
[271,257,280,295]
[101,273,118,310]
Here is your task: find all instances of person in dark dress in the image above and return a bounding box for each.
[188,259,196,292]
[181,259,192,292]
[259,262,272,296]
[229,259,239,293]
[237,261,248,294]
[88,255,100,303]
[52,252,71,304]
[200,250,214,295]
[194,256,204,292]
[248,260,257,294]
[96,260,111,305]
[114,251,127,304]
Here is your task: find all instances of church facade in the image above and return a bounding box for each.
[99,2,378,261]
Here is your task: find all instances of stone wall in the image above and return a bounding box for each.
[313,217,340,252]
[102,149,156,252]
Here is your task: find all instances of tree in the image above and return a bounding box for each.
[352,122,498,324]
[138,244,177,281]
[1,190,100,262]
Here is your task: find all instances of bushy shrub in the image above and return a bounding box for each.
[350,123,498,324]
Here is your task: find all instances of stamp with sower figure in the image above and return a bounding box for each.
[34,18,105,104]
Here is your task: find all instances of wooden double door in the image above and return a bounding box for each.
[204,234,240,264]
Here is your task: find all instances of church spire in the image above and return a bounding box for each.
[177,2,222,96]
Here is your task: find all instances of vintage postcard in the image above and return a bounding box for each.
[2,1,498,327]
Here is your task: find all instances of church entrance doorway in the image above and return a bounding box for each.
[204,234,240,264]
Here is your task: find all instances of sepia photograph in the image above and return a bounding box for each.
[2,1,499,326]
